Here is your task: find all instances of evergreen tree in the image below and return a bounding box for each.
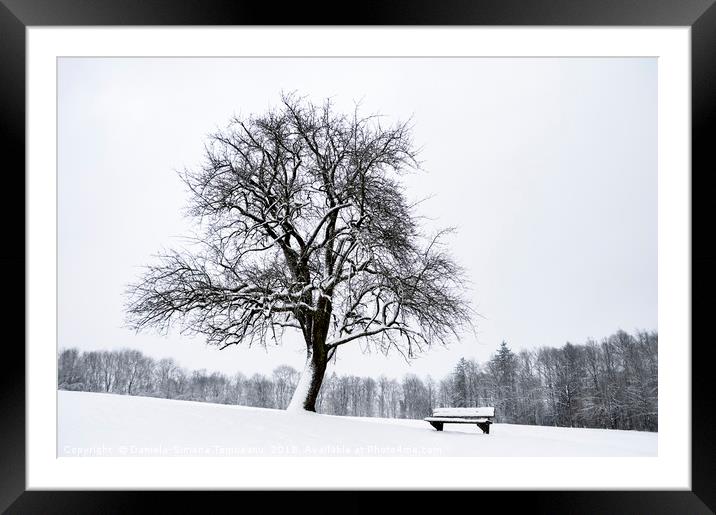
[451,358,469,407]
[487,341,518,422]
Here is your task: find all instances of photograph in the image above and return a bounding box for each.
[2,0,711,507]
[57,56,658,459]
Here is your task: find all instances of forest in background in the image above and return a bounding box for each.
[58,329,657,431]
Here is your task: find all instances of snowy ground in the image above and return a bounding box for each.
[58,391,657,457]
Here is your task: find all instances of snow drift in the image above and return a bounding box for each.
[58,391,657,457]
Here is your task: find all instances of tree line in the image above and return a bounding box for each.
[58,328,657,431]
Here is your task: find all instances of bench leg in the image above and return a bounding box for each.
[430,422,444,431]
[477,422,490,434]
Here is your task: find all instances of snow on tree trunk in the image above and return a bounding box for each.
[287,359,314,412]
[287,351,326,412]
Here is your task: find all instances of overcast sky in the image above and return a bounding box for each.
[58,57,656,379]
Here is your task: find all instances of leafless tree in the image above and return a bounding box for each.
[125,93,473,411]
[272,365,300,409]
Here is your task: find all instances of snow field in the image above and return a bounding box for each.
[58,391,657,457]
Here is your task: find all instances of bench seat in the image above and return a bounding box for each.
[432,407,495,417]
[424,417,492,423]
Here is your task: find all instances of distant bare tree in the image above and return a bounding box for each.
[272,365,300,409]
[155,358,180,399]
[125,93,472,411]
[58,348,81,388]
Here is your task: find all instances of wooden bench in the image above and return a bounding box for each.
[425,407,495,434]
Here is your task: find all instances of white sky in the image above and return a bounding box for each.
[58,57,657,380]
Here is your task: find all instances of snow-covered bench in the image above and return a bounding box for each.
[425,407,495,434]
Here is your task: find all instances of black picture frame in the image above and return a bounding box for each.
[2,1,713,512]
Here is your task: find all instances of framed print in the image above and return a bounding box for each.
[3,0,714,512]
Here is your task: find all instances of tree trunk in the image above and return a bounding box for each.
[287,345,327,412]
